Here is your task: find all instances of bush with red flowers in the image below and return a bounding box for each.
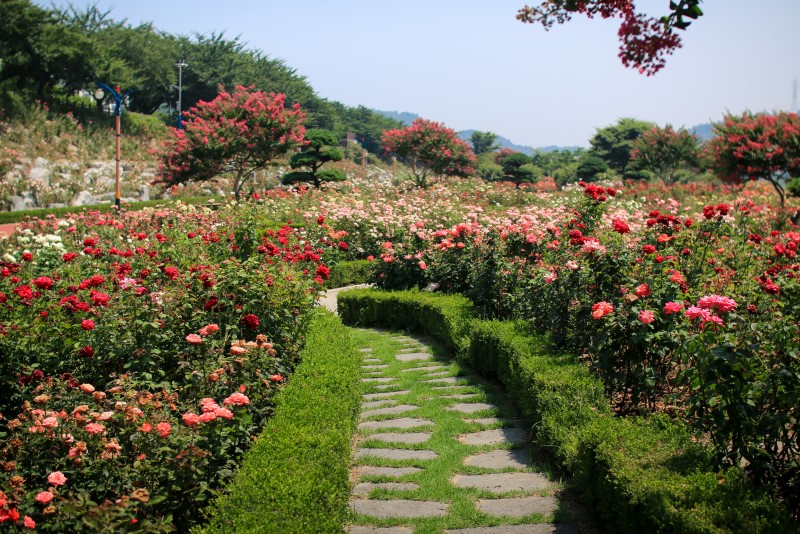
[0,202,342,530]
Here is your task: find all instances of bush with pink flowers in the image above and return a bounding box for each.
[363,180,800,512]
[0,202,339,530]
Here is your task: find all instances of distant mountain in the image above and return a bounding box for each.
[371,109,580,155]
[689,123,714,141]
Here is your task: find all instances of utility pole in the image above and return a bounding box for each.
[176,59,188,129]
[362,149,367,181]
[94,83,134,210]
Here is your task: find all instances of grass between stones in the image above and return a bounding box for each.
[348,328,578,534]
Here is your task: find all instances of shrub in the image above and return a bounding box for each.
[200,311,361,534]
[338,289,793,532]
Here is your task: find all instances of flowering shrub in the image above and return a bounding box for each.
[382,118,476,188]
[354,179,800,511]
[155,86,306,201]
[0,201,339,529]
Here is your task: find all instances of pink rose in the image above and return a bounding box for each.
[48,471,67,486]
[35,491,53,504]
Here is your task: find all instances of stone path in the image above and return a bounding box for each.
[347,331,580,533]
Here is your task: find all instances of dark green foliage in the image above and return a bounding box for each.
[338,289,475,355]
[589,117,656,175]
[282,129,345,188]
[201,311,362,534]
[325,260,372,288]
[575,155,609,182]
[0,4,403,157]
[470,130,499,155]
[338,289,793,533]
[499,152,537,188]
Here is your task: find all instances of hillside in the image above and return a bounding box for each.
[372,110,579,155]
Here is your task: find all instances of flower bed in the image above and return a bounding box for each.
[0,202,339,530]
[361,181,800,514]
[338,288,792,532]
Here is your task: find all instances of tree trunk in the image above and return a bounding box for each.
[233,169,247,202]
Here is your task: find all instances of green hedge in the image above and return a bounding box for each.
[337,289,792,533]
[200,311,361,533]
[325,260,372,289]
[0,196,225,223]
[338,288,475,355]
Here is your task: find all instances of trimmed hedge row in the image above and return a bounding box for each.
[337,288,792,533]
[200,310,362,534]
[325,259,372,289]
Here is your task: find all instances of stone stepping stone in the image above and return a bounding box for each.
[441,394,480,400]
[401,365,443,372]
[477,495,558,517]
[446,525,579,534]
[359,348,374,353]
[361,404,418,419]
[396,352,432,361]
[352,482,420,495]
[398,347,426,353]
[451,472,549,493]
[359,418,434,430]
[348,527,413,534]
[363,399,398,410]
[351,499,448,518]
[367,432,432,444]
[362,377,395,383]
[363,358,381,363]
[363,364,390,370]
[464,449,531,469]
[423,370,452,378]
[363,390,410,400]
[425,376,464,384]
[355,448,437,460]
[356,466,422,478]
[458,428,526,446]
[445,402,495,414]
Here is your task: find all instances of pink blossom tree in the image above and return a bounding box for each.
[708,111,800,209]
[382,118,476,188]
[517,0,703,76]
[156,86,306,201]
[629,125,701,184]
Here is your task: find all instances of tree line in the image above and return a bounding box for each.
[0,0,401,154]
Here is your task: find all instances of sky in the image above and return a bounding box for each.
[35,0,800,148]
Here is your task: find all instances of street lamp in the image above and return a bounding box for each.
[94,82,135,210]
[175,60,188,129]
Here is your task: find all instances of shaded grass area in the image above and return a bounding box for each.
[349,328,577,534]
[199,310,362,534]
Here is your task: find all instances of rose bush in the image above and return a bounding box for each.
[0,201,339,530]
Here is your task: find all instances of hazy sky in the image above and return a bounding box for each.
[35,0,800,148]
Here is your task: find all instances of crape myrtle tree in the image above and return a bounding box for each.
[517,0,704,75]
[708,111,800,210]
[629,124,701,184]
[282,128,346,188]
[382,118,476,188]
[156,85,305,201]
